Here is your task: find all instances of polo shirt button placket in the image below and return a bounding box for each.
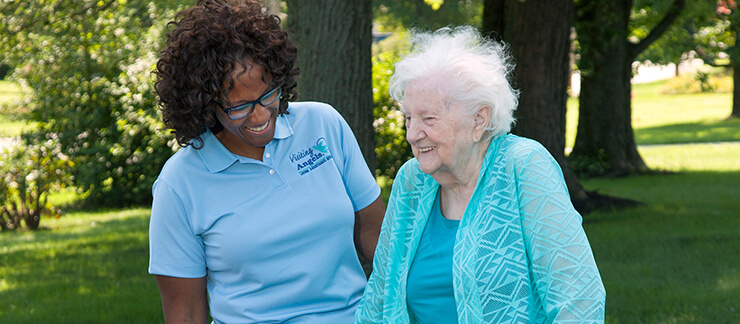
[269,169,275,175]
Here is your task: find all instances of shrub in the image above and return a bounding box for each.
[659,70,732,95]
[7,2,177,207]
[373,45,412,180]
[0,136,73,231]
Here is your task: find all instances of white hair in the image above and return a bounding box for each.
[389,26,519,141]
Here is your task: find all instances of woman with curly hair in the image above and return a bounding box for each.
[147,1,385,323]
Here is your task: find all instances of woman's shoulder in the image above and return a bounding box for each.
[498,134,551,161]
[157,147,195,179]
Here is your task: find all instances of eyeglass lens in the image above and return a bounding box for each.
[227,87,281,120]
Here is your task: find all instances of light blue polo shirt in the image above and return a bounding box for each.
[148,102,381,324]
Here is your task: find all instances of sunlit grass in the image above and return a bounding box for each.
[0,80,33,137]
[0,208,162,323]
[0,114,33,137]
[0,80,25,104]
[639,142,740,172]
[566,80,737,148]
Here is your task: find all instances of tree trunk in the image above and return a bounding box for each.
[285,0,376,171]
[572,0,684,176]
[570,0,646,176]
[482,0,591,211]
[733,32,740,119]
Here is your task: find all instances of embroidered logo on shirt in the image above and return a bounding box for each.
[289,137,333,176]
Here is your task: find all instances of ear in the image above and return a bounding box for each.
[472,105,491,142]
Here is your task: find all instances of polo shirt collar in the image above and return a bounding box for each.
[197,130,238,173]
[197,113,294,173]
[273,111,293,140]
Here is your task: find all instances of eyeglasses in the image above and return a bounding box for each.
[219,86,282,120]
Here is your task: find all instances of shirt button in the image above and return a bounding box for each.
[265,153,271,158]
[269,169,275,175]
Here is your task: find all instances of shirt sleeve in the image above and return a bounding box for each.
[148,178,207,278]
[330,108,381,211]
[513,141,606,322]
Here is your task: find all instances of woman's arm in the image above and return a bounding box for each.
[514,141,606,322]
[354,195,386,264]
[155,275,208,324]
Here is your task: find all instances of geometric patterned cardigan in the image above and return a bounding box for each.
[355,134,606,323]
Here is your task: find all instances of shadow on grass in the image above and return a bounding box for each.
[636,118,740,145]
[581,170,740,323]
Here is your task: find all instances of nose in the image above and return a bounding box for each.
[249,102,277,121]
[405,119,424,144]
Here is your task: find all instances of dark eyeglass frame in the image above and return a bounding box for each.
[218,86,282,120]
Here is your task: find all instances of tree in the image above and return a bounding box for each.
[570,0,686,177]
[482,0,601,211]
[285,0,376,171]
[374,0,483,31]
[634,1,738,119]
[0,0,184,207]
[710,0,740,118]
[633,0,713,74]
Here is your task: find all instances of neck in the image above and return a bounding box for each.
[215,130,265,161]
[434,140,489,220]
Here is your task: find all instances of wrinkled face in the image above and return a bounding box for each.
[402,78,477,179]
[215,59,279,159]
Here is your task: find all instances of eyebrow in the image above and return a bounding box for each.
[226,86,274,107]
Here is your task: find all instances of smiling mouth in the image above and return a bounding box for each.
[246,121,269,132]
[418,146,436,153]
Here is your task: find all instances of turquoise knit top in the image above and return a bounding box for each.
[355,134,606,323]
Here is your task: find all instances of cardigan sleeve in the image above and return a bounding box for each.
[354,194,394,323]
[355,161,416,324]
[512,140,606,323]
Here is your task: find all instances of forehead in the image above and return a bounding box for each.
[402,77,451,114]
[230,60,269,86]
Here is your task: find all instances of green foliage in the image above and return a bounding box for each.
[0,136,73,231]
[0,1,180,207]
[636,0,735,67]
[574,0,624,76]
[374,0,482,31]
[568,149,611,179]
[372,41,412,180]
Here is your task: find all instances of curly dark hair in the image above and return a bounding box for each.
[155,0,299,147]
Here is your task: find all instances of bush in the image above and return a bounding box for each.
[373,44,412,180]
[7,2,177,207]
[0,136,73,231]
[659,70,732,95]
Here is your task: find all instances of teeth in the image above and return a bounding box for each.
[247,122,268,132]
[418,146,436,153]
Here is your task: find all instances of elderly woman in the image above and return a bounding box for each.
[355,26,605,323]
[148,0,385,323]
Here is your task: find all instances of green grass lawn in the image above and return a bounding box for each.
[1,77,739,323]
[566,80,738,148]
[0,80,32,137]
[0,209,163,323]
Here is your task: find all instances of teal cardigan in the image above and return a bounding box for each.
[355,134,606,323]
